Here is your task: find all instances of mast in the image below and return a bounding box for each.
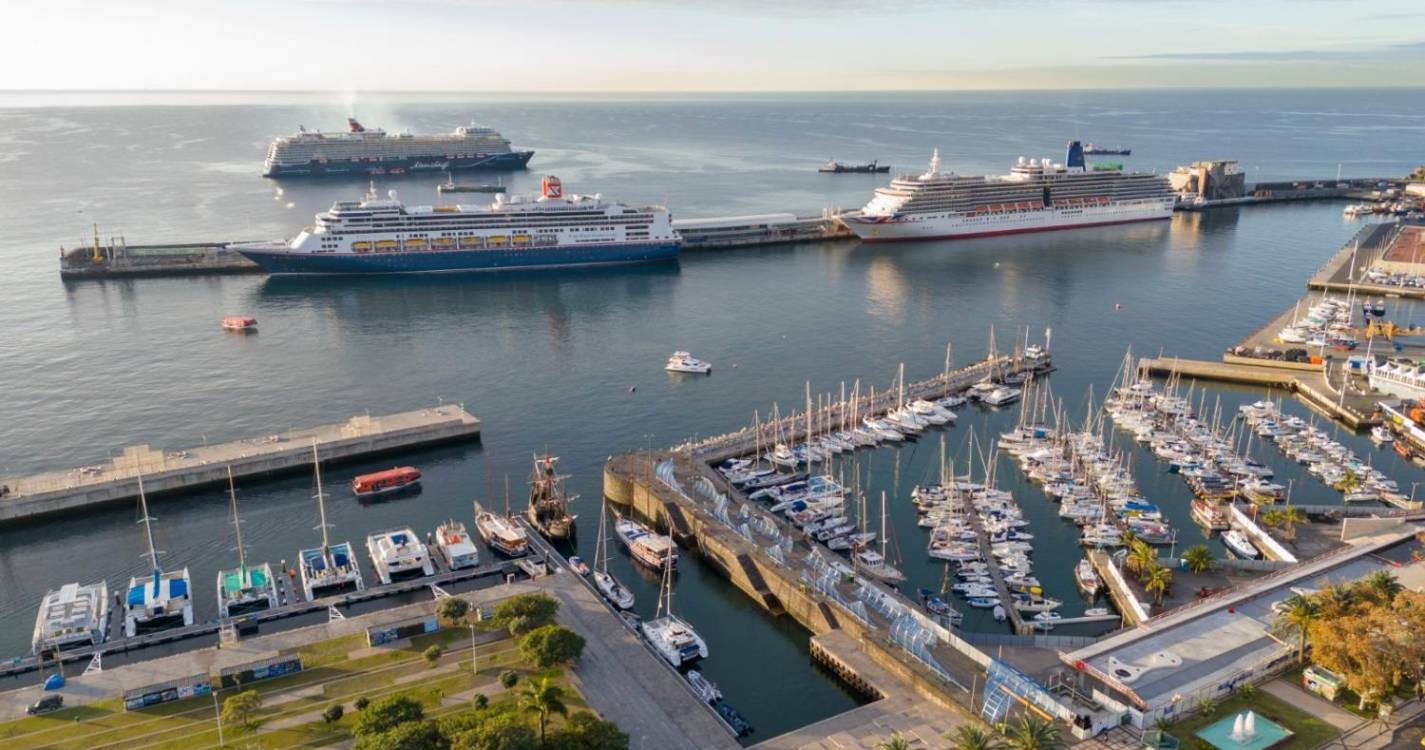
[227,465,247,579]
[137,470,161,585]
[312,440,331,552]
[880,491,888,557]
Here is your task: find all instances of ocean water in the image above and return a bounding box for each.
[1,88,1423,738]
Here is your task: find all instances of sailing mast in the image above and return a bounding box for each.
[137,470,161,586]
[227,465,247,581]
[312,440,331,554]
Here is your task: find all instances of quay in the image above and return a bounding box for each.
[674,210,855,250]
[0,405,480,523]
[59,237,261,279]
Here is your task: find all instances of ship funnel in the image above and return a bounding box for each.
[388,189,398,203]
[347,117,366,133]
[541,175,563,199]
[1066,140,1085,169]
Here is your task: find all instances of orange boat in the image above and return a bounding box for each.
[351,467,421,498]
[221,316,257,332]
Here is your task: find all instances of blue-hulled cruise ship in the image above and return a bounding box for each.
[233,176,680,275]
[262,118,534,177]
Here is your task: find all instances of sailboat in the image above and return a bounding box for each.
[216,466,279,618]
[123,471,194,637]
[854,491,905,582]
[297,442,365,601]
[527,453,577,540]
[592,502,635,609]
[640,546,707,667]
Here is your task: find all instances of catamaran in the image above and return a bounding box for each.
[124,472,194,637]
[298,442,366,601]
[217,466,279,618]
[435,520,481,570]
[366,528,436,585]
[640,546,707,667]
[592,503,635,609]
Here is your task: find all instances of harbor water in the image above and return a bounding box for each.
[2,89,1425,737]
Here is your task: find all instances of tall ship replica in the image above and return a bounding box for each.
[843,140,1173,242]
[527,453,577,540]
[233,176,679,275]
[262,118,534,177]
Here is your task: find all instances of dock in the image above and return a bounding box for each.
[963,497,1031,635]
[0,405,481,523]
[59,239,261,279]
[1174,176,1402,211]
[673,211,856,250]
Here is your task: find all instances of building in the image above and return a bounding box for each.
[1168,161,1246,202]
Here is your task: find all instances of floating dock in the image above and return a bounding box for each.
[59,237,261,279]
[0,405,480,523]
[673,211,855,250]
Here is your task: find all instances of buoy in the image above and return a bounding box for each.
[628,385,636,393]
[994,262,1001,268]
[1115,303,1122,310]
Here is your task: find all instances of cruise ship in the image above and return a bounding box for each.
[262,118,534,177]
[843,141,1173,242]
[232,177,680,275]
[1370,359,1425,400]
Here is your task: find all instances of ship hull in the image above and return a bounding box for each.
[236,241,680,275]
[264,150,534,178]
[844,200,1174,242]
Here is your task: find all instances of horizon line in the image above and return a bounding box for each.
[4,84,1425,95]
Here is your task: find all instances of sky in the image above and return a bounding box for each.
[4,0,1424,91]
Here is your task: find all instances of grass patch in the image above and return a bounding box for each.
[1166,692,1339,750]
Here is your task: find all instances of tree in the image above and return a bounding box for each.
[876,734,912,750]
[507,616,536,637]
[1318,584,1357,619]
[354,695,425,737]
[473,693,489,709]
[221,690,262,729]
[1197,696,1216,716]
[355,696,371,711]
[948,724,1004,750]
[1182,545,1216,574]
[353,720,450,750]
[450,711,539,750]
[493,594,559,630]
[544,712,631,750]
[1277,594,1318,664]
[424,644,445,667]
[519,625,587,669]
[1360,570,1402,605]
[1004,715,1060,750]
[1143,563,1173,605]
[519,676,569,741]
[1307,590,1425,711]
[1125,540,1155,579]
[323,704,345,725]
[438,597,471,625]
[499,670,519,689]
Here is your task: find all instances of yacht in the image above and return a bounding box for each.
[32,581,108,656]
[1371,425,1394,445]
[982,386,1023,407]
[666,351,712,374]
[1074,558,1101,596]
[1222,529,1260,559]
[124,474,194,637]
[366,528,436,585]
[475,502,531,558]
[299,443,366,600]
[435,520,481,570]
[641,550,707,667]
[853,549,905,582]
[615,516,678,571]
[592,503,635,610]
[217,468,279,618]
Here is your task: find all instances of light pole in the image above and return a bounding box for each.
[1412,482,1422,506]
[469,622,478,677]
[213,688,224,747]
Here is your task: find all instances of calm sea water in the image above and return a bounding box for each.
[2,89,1424,737]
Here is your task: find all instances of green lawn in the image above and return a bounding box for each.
[1166,691,1340,750]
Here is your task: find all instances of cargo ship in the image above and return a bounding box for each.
[842,141,1172,242]
[262,118,533,177]
[1083,144,1132,156]
[232,176,680,275]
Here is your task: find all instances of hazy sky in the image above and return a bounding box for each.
[6,0,1424,91]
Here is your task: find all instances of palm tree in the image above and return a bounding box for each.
[1182,544,1215,574]
[877,734,913,750]
[1259,509,1283,528]
[1004,714,1060,750]
[1277,507,1305,540]
[1143,563,1173,605]
[518,676,568,741]
[949,724,1004,750]
[1360,570,1402,604]
[1126,540,1156,580]
[1318,584,1356,618]
[1277,593,1318,664]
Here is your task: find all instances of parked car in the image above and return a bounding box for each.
[27,694,63,715]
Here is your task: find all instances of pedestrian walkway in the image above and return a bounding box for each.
[1261,678,1360,731]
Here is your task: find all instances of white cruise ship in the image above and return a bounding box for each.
[232,177,680,275]
[843,141,1173,242]
[263,118,534,177]
[1370,359,1425,399]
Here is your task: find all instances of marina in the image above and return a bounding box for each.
[0,405,480,523]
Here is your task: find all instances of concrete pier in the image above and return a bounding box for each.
[0,405,481,523]
[59,241,261,279]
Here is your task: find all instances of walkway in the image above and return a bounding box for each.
[1260,678,1361,731]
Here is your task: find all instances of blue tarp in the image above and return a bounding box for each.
[127,585,145,607]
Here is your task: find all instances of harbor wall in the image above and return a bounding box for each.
[1229,504,1298,563]
[0,407,481,524]
[1340,516,1410,542]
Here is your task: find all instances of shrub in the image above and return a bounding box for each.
[424,644,445,667]
[221,690,262,729]
[473,693,489,709]
[353,695,425,737]
[354,696,370,711]
[323,704,345,724]
[519,625,586,669]
[499,670,519,689]
[437,597,472,625]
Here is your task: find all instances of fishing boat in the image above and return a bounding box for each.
[665,351,712,374]
[434,520,481,570]
[221,316,257,332]
[1074,558,1101,596]
[1222,529,1260,559]
[640,551,707,667]
[124,472,194,637]
[298,443,365,600]
[350,466,421,499]
[527,453,577,540]
[615,515,678,571]
[687,670,723,704]
[475,501,531,558]
[366,527,435,585]
[31,581,108,656]
[818,160,890,174]
[216,467,279,618]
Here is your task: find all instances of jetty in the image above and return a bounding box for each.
[0,405,481,523]
[59,236,261,279]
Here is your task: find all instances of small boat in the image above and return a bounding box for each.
[818,159,890,174]
[686,670,722,704]
[717,702,754,737]
[992,604,1007,621]
[1084,607,1111,617]
[435,520,481,570]
[475,502,531,558]
[350,466,421,498]
[967,596,999,609]
[1222,529,1259,559]
[221,316,258,332]
[1074,558,1101,595]
[918,587,953,616]
[615,516,678,571]
[1371,425,1394,445]
[1032,611,1062,622]
[366,527,435,585]
[666,351,712,374]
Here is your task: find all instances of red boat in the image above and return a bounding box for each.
[351,467,421,498]
[221,316,257,332]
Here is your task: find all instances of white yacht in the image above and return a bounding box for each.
[666,351,712,374]
[475,502,531,558]
[615,516,678,571]
[435,520,481,570]
[32,581,108,655]
[124,474,194,638]
[854,549,905,582]
[641,554,707,667]
[366,528,436,585]
[299,443,366,601]
[1222,529,1260,559]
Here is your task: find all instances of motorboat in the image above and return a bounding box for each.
[854,549,905,582]
[616,516,678,571]
[1222,529,1260,559]
[687,670,722,704]
[366,527,435,585]
[966,596,999,609]
[569,556,591,576]
[666,351,712,374]
[435,520,481,570]
[221,315,257,332]
[475,503,531,558]
[1074,558,1101,595]
[1371,425,1394,445]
